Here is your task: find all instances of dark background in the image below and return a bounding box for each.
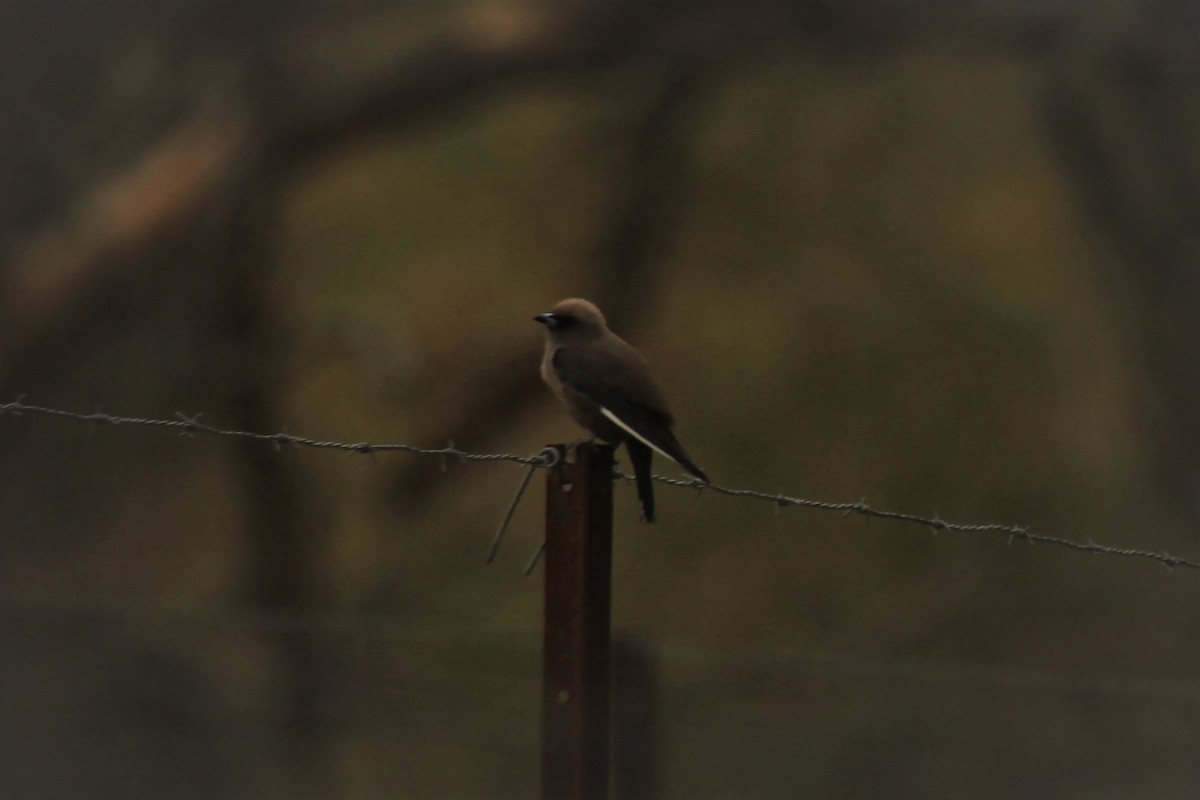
[2,1,1199,797]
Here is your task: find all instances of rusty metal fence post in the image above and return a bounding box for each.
[541,442,614,800]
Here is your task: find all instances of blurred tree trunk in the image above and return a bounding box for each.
[1043,17,1200,524]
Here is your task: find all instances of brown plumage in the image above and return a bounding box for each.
[534,298,707,522]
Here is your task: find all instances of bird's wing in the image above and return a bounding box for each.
[553,348,708,483]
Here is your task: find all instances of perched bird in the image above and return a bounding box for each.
[534,298,708,522]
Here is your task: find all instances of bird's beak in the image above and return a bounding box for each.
[534,313,557,329]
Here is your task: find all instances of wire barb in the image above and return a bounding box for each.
[174,412,204,435]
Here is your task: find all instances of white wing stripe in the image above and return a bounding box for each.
[599,406,678,464]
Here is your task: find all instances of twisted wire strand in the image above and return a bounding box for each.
[4,400,1197,571]
[0,400,554,466]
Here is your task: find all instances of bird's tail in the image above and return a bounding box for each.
[626,438,656,523]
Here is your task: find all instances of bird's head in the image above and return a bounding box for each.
[534,298,607,342]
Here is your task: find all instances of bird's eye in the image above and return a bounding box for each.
[553,314,579,330]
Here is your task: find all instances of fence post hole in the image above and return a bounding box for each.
[541,442,614,800]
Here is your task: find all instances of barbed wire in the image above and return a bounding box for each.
[0,399,551,466]
[3,399,1198,572]
[638,473,1200,570]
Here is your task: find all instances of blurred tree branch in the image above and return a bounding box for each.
[5,0,1199,517]
[0,0,1037,390]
